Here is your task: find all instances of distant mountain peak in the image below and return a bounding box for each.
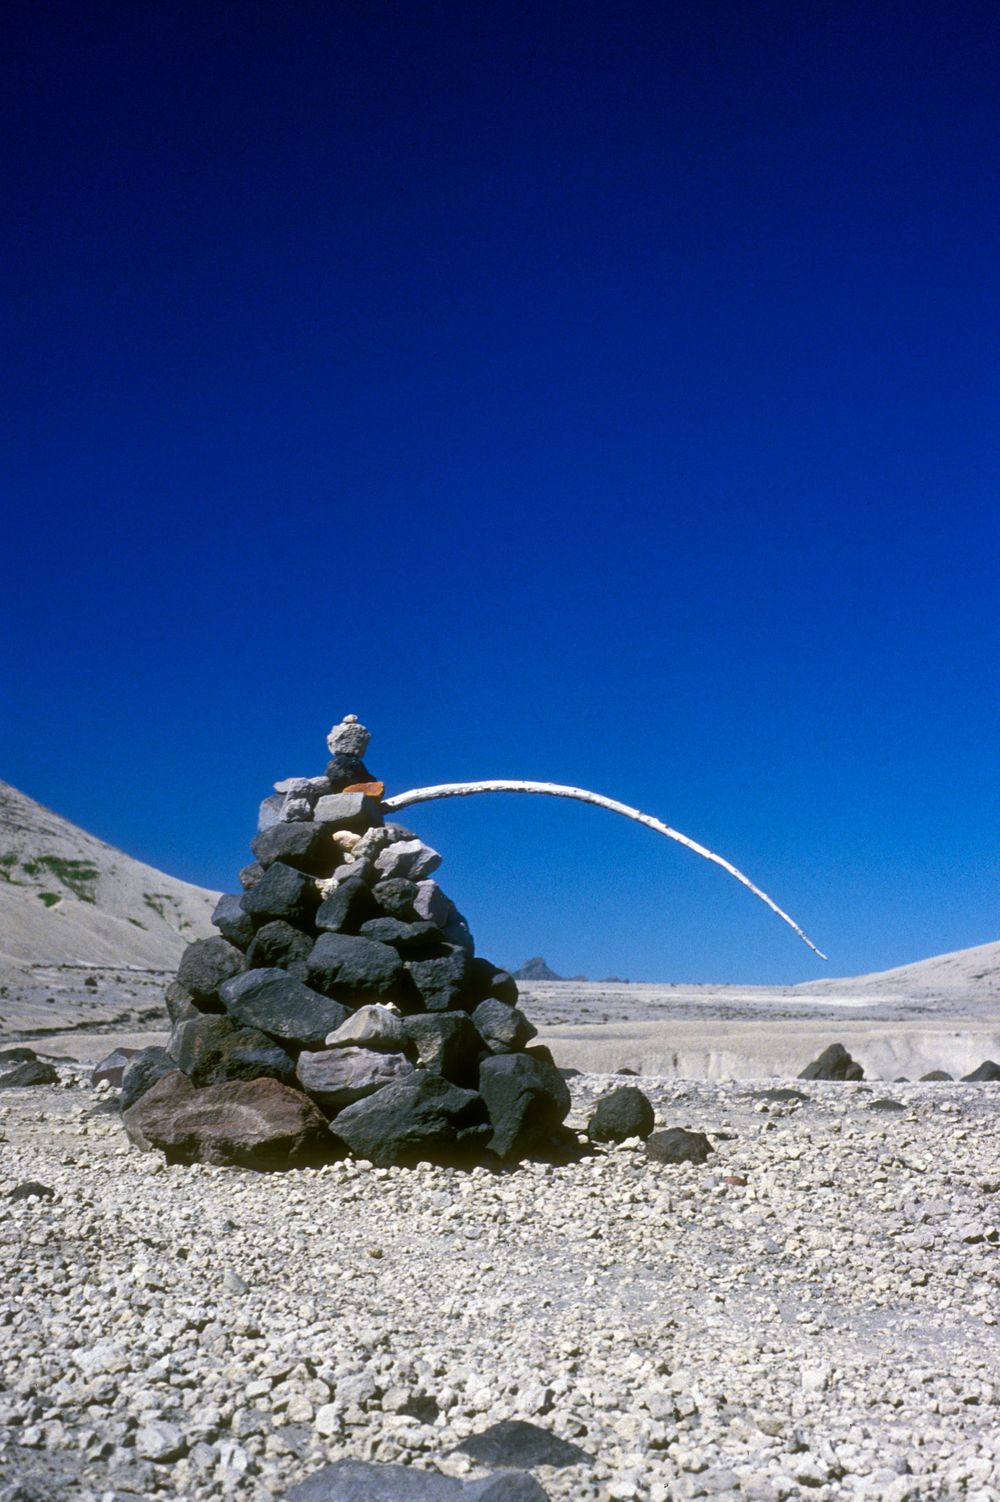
[513,956,564,981]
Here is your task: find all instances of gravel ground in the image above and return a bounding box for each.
[1,1068,998,1502]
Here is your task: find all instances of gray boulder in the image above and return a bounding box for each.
[313,792,384,833]
[306,932,408,1006]
[240,862,321,929]
[371,878,418,919]
[251,822,340,877]
[646,1127,713,1165]
[296,1047,414,1111]
[472,998,537,1054]
[325,1004,408,1051]
[478,1053,571,1160]
[360,917,444,956]
[169,1013,295,1087]
[91,1048,141,1088]
[374,838,442,882]
[211,893,256,950]
[177,937,246,1004]
[240,861,265,890]
[164,979,201,1024]
[257,793,285,832]
[411,879,454,927]
[0,1060,58,1088]
[246,919,314,976]
[329,1070,487,1167]
[220,968,350,1048]
[587,1086,655,1143]
[402,1012,482,1088]
[408,948,474,1012]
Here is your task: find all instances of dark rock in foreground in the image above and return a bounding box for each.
[123,1071,330,1168]
[286,1459,549,1499]
[962,1059,1000,1082]
[220,968,351,1048]
[330,1071,487,1166]
[646,1127,714,1165]
[120,1047,175,1110]
[798,1043,864,1081]
[587,1085,655,1142]
[91,1048,141,1088]
[0,1059,59,1088]
[478,1053,571,1160]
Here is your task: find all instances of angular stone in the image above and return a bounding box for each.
[274,775,329,797]
[164,979,201,1024]
[962,1059,1000,1082]
[478,1053,571,1160]
[371,877,419,919]
[0,1059,58,1088]
[920,1070,953,1081]
[645,1127,714,1165]
[374,838,441,882]
[587,1086,655,1143]
[411,880,454,927]
[472,998,537,1054]
[120,1047,176,1110]
[258,793,285,832]
[869,1097,906,1112]
[246,920,314,976]
[325,1004,408,1051]
[326,715,371,758]
[240,862,321,929]
[798,1043,864,1081]
[306,932,408,1006]
[286,1460,550,1500]
[314,792,384,833]
[408,948,475,1012]
[360,917,444,956]
[0,1047,37,1065]
[91,1048,141,1088]
[455,1418,590,1470]
[315,877,380,935]
[240,861,265,890]
[135,1419,186,1461]
[469,958,519,1006]
[122,1071,330,1168]
[280,795,314,822]
[325,753,374,792]
[329,1070,487,1167]
[169,1013,295,1087]
[402,1012,482,1088]
[251,822,340,877]
[220,968,350,1048]
[177,937,246,1004]
[296,1047,414,1111]
[212,893,256,950]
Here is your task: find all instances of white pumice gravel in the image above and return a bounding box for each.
[0,1065,997,1501]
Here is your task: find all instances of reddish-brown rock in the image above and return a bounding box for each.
[122,1070,331,1169]
[343,780,385,798]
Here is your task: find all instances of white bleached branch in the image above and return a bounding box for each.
[384,779,826,959]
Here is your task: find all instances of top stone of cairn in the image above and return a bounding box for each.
[327,714,371,760]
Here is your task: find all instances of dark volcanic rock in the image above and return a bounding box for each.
[0,1047,37,1065]
[454,1419,590,1469]
[220,968,351,1049]
[408,948,474,1012]
[315,877,379,935]
[286,1458,549,1500]
[211,892,256,950]
[123,1071,330,1168]
[169,1013,295,1087]
[306,932,407,1005]
[402,1012,482,1088]
[469,958,519,1007]
[240,862,321,929]
[296,1047,414,1111]
[587,1086,655,1143]
[478,1053,571,1160]
[325,753,375,792]
[359,917,444,957]
[869,1097,906,1112]
[962,1059,1000,1082]
[177,936,246,1004]
[165,980,202,1024]
[246,920,314,976]
[91,1048,141,1088]
[240,861,265,890]
[0,1059,58,1088]
[330,1070,487,1167]
[120,1047,176,1110]
[920,1070,953,1081]
[646,1127,714,1165]
[7,1181,55,1202]
[251,822,340,877]
[472,998,537,1054]
[798,1043,864,1081]
[371,877,418,919]
[750,1087,809,1103]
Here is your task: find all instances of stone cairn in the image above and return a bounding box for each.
[121,716,572,1170]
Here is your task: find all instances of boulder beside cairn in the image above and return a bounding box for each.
[122,716,571,1170]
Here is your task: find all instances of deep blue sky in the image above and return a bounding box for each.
[3,1,998,983]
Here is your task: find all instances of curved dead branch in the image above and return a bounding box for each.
[384,779,826,959]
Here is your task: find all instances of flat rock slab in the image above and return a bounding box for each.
[286,1460,548,1500]
[220,969,351,1048]
[453,1419,591,1470]
[0,1060,58,1088]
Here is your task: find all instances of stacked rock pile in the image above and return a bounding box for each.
[122,717,572,1170]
